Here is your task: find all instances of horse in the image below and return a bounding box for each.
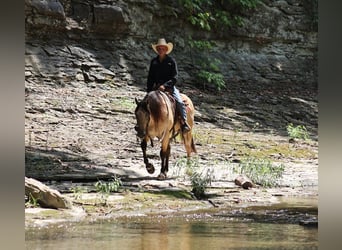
[134,90,196,180]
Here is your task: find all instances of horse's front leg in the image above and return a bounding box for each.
[141,139,155,174]
[158,143,171,180]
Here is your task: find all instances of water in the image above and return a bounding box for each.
[26,213,317,250]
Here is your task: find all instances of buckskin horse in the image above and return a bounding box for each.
[134,90,196,180]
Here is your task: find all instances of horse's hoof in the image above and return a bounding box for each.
[146,163,155,174]
[157,173,167,180]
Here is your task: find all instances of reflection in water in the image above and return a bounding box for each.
[26,215,317,250]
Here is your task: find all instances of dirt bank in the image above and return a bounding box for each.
[25,77,318,227]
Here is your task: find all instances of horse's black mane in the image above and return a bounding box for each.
[136,90,175,124]
[135,95,148,114]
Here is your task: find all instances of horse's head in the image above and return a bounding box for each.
[134,97,150,139]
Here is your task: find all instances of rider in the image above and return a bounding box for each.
[146,38,191,132]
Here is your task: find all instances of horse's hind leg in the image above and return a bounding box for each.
[141,139,155,174]
[183,132,197,157]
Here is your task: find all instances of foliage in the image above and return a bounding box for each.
[95,176,122,194]
[25,193,39,208]
[189,38,226,91]
[71,186,85,200]
[179,1,261,92]
[174,156,213,199]
[179,0,261,31]
[197,70,225,91]
[190,168,213,199]
[189,39,214,50]
[233,157,285,187]
[286,123,309,140]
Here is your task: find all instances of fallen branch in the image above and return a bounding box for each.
[234,175,255,189]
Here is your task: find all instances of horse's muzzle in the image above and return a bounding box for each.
[134,125,145,138]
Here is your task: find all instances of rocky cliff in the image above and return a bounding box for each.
[25,0,318,194]
[25,0,317,89]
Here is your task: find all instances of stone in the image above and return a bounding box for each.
[25,177,72,209]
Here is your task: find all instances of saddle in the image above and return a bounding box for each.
[152,83,190,127]
[159,90,189,138]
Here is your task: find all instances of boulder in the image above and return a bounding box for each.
[25,177,72,209]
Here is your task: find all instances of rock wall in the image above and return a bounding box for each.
[25,0,317,89]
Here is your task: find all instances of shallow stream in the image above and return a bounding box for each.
[26,197,317,250]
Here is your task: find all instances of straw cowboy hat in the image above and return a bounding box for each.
[152,38,173,54]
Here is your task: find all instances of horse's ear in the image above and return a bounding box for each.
[135,97,139,104]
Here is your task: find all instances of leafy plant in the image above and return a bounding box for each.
[233,157,285,187]
[25,193,39,208]
[190,168,213,199]
[178,0,261,91]
[179,0,261,31]
[189,39,213,50]
[197,70,225,91]
[71,186,84,200]
[174,156,212,199]
[95,176,122,194]
[188,37,226,91]
[286,123,309,140]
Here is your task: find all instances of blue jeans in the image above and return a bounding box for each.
[171,87,187,122]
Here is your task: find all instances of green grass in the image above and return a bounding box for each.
[233,157,285,187]
[245,143,317,159]
[110,96,136,111]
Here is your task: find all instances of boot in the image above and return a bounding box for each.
[178,101,190,132]
[182,120,191,133]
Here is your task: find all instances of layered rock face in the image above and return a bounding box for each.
[24,1,318,195]
[25,0,317,90]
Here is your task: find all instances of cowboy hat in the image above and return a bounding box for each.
[152,38,173,54]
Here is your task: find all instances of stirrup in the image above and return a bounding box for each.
[182,123,190,132]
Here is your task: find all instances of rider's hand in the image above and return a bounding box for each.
[158,85,165,91]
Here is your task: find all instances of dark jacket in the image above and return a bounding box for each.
[146,55,178,92]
